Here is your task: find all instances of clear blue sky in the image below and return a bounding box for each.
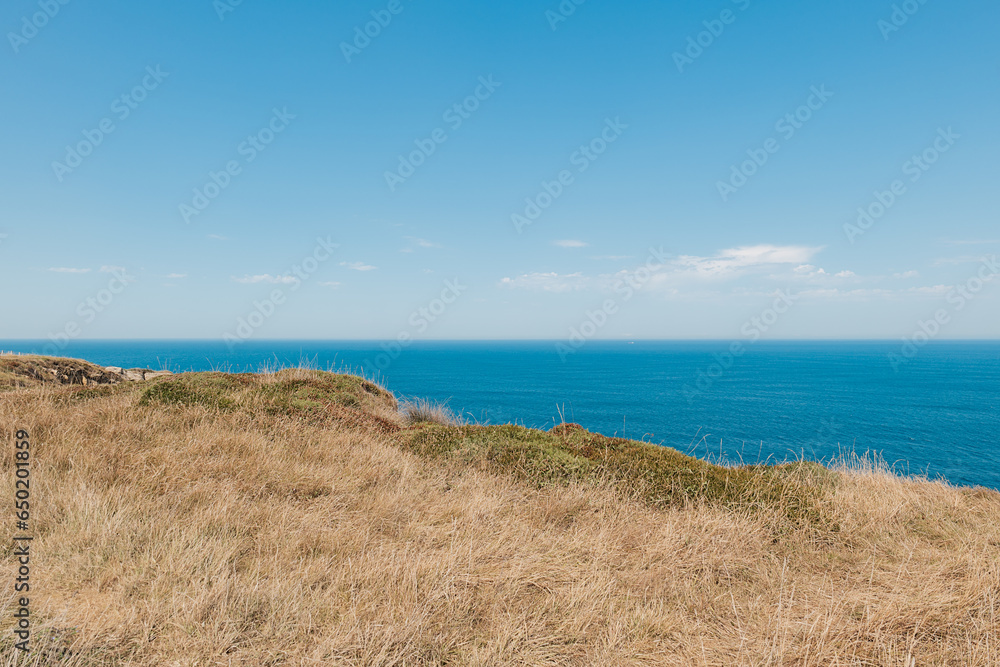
[2,0,998,341]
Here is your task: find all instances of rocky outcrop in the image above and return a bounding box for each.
[105,367,174,382]
[0,355,173,389]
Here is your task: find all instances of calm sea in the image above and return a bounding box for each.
[3,340,998,490]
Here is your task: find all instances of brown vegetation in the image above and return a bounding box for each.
[1,356,997,665]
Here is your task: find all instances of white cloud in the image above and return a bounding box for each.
[893,270,919,279]
[165,273,188,279]
[400,237,440,253]
[788,265,827,278]
[774,265,870,285]
[499,272,588,293]
[497,244,841,297]
[795,288,896,301]
[319,281,341,288]
[908,285,952,296]
[554,240,588,248]
[341,261,377,272]
[232,274,299,285]
[207,234,228,241]
[676,244,823,277]
[48,267,90,274]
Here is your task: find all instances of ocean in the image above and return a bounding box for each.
[4,340,998,490]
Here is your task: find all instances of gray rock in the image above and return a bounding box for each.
[101,365,174,382]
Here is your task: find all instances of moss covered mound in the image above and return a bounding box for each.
[402,422,833,524]
[137,369,402,433]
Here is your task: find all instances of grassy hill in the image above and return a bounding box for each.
[1,355,998,665]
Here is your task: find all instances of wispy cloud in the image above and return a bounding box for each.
[501,244,825,295]
[166,273,188,279]
[676,245,823,277]
[232,274,299,285]
[48,267,90,274]
[207,234,228,241]
[554,239,588,248]
[792,264,826,276]
[341,261,377,272]
[495,244,974,304]
[400,237,440,253]
[770,265,868,285]
[793,288,897,301]
[497,252,972,305]
[499,272,588,292]
[319,281,341,288]
[100,265,125,273]
[907,285,952,296]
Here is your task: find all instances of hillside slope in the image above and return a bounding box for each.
[1,356,998,665]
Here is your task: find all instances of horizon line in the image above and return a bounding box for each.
[2,338,999,343]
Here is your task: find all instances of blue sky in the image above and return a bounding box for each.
[1,0,998,341]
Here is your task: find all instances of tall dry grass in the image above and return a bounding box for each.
[0,375,997,665]
[399,398,464,427]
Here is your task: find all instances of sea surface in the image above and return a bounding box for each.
[3,340,998,490]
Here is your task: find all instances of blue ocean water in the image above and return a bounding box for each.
[3,340,998,490]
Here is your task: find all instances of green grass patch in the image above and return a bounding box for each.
[255,374,390,418]
[400,423,832,524]
[139,373,249,410]
[138,370,399,431]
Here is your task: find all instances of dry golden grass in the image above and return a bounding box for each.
[0,359,997,665]
[399,398,464,427]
